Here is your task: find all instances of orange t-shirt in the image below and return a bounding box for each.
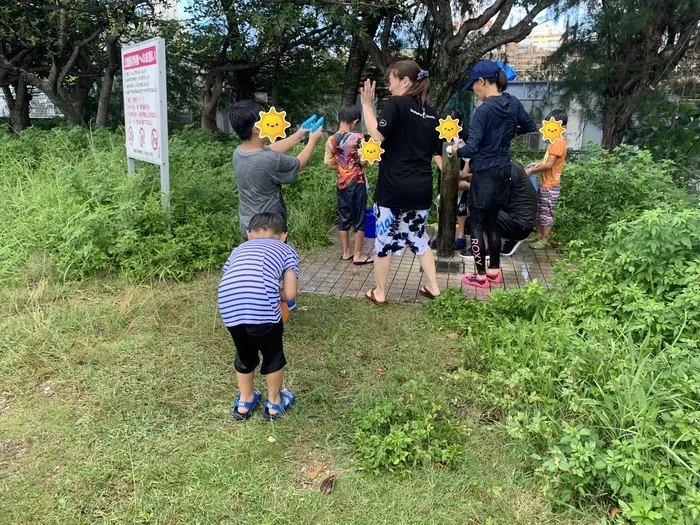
[539,138,567,188]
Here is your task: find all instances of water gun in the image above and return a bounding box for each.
[300,114,324,134]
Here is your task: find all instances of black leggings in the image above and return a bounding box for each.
[469,206,502,274]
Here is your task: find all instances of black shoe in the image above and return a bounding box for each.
[501,240,523,257]
[460,247,490,260]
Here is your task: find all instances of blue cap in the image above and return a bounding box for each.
[464,60,502,91]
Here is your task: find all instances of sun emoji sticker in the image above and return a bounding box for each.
[255,107,291,142]
[358,138,385,165]
[435,116,463,141]
[539,117,566,143]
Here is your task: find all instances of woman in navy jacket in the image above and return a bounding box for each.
[457,60,536,288]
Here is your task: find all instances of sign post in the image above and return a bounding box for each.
[122,37,170,216]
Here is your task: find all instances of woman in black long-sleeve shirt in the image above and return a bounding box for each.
[456,60,537,288]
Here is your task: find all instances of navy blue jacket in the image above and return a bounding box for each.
[457,92,536,173]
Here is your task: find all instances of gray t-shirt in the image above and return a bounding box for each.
[233,146,300,235]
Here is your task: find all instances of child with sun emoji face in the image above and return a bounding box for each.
[228,100,324,240]
[525,109,568,249]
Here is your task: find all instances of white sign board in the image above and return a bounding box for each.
[121,37,170,213]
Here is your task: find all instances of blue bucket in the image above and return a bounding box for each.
[364,208,376,238]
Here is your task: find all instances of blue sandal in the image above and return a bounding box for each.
[263,389,296,421]
[232,390,261,420]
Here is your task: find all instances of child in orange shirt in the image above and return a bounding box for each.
[526,110,568,249]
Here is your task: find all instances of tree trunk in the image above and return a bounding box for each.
[71,74,94,120]
[201,71,224,131]
[601,108,627,150]
[437,142,460,258]
[341,15,382,106]
[96,35,120,127]
[234,68,258,101]
[3,79,31,132]
[601,93,637,150]
[26,73,86,125]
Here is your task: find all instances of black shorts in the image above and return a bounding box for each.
[469,166,511,210]
[496,211,532,241]
[457,190,469,217]
[228,322,286,375]
[337,182,367,232]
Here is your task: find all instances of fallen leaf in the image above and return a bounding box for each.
[609,507,621,519]
[447,333,460,339]
[337,381,350,390]
[307,465,324,481]
[354,352,366,358]
[319,475,336,495]
[375,368,385,375]
[267,436,276,443]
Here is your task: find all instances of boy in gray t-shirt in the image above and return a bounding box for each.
[229,101,324,236]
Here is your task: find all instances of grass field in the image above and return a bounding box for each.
[0,274,602,524]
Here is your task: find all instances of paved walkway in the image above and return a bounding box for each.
[298,234,560,304]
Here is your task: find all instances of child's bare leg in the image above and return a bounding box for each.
[264,369,284,415]
[457,215,467,240]
[541,225,552,243]
[236,371,256,414]
[353,231,373,263]
[339,230,352,259]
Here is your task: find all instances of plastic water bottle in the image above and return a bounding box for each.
[521,264,530,283]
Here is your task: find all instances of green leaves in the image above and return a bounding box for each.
[427,149,700,523]
[0,125,338,282]
[352,380,467,474]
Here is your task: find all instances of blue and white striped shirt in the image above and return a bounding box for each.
[218,238,299,327]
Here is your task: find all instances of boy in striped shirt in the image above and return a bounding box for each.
[218,213,299,420]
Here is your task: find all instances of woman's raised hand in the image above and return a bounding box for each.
[360,78,376,105]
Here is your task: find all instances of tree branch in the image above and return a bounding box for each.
[16,0,153,15]
[424,0,453,35]
[490,0,517,32]
[457,0,509,35]
[57,26,102,88]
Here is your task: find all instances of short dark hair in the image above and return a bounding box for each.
[545,109,568,126]
[337,104,361,124]
[247,212,288,234]
[229,100,264,141]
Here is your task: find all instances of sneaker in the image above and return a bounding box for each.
[454,238,466,250]
[501,240,523,257]
[459,246,490,261]
[286,300,297,311]
[528,240,549,250]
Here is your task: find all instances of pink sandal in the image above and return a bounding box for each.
[485,272,502,284]
[461,273,489,289]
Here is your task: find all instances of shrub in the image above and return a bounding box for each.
[352,380,467,474]
[0,126,339,282]
[428,206,700,523]
[555,144,691,249]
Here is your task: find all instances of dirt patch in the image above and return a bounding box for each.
[0,436,34,461]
